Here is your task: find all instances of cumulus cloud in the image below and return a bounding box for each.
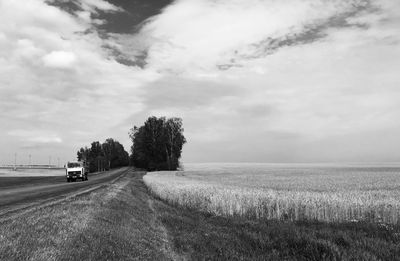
[1,0,399,163]
[121,0,400,162]
[0,0,157,163]
[42,51,77,68]
[127,0,372,73]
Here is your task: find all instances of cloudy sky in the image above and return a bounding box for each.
[0,0,399,165]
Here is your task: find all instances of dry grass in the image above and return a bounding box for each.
[0,170,175,261]
[144,164,400,224]
[0,189,98,260]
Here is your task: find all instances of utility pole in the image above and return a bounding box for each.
[14,153,17,171]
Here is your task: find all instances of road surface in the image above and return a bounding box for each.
[0,167,130,219]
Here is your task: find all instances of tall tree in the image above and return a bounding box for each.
[164,117,186,170]
[129,116,186,171]
[89,141,103,172]
[77,146,90,162]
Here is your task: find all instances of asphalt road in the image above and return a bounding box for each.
[0,167,130,218]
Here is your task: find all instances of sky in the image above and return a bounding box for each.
[0,0,399,165]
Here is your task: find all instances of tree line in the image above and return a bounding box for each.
[76,116,186,172]
[129,116,186,171]
[77,138,129,172]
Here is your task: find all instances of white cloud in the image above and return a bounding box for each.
[8,130,62,144]
[129,0,400,162]
[80,0,122,13]
[133,0,370,73]
[42,51,77,68]
[1,0,400,163]
[0,0,158,163]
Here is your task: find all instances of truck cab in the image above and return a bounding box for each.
[66,161,88,182]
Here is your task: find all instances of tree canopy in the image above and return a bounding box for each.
[129,116,186,171]
[77,138,129,172]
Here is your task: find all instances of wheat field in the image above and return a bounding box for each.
[144,163,400,224]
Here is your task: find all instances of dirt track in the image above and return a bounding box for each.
[0,167,130,219]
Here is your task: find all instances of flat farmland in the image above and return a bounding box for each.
[2,165,400,259]
[0,168,65,177]
[144,163,400,224]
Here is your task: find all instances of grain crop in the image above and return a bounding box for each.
[144,164,400,224]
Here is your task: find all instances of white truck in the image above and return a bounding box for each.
[66,161,89,182]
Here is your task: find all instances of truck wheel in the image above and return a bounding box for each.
[67,178,70,182]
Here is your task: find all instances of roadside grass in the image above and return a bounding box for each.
[0,170,175,261]
[153,199,400,260]
[58,171,173,261]
[0,193,95,260]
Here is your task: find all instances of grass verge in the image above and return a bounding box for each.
[0,169,177,261]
